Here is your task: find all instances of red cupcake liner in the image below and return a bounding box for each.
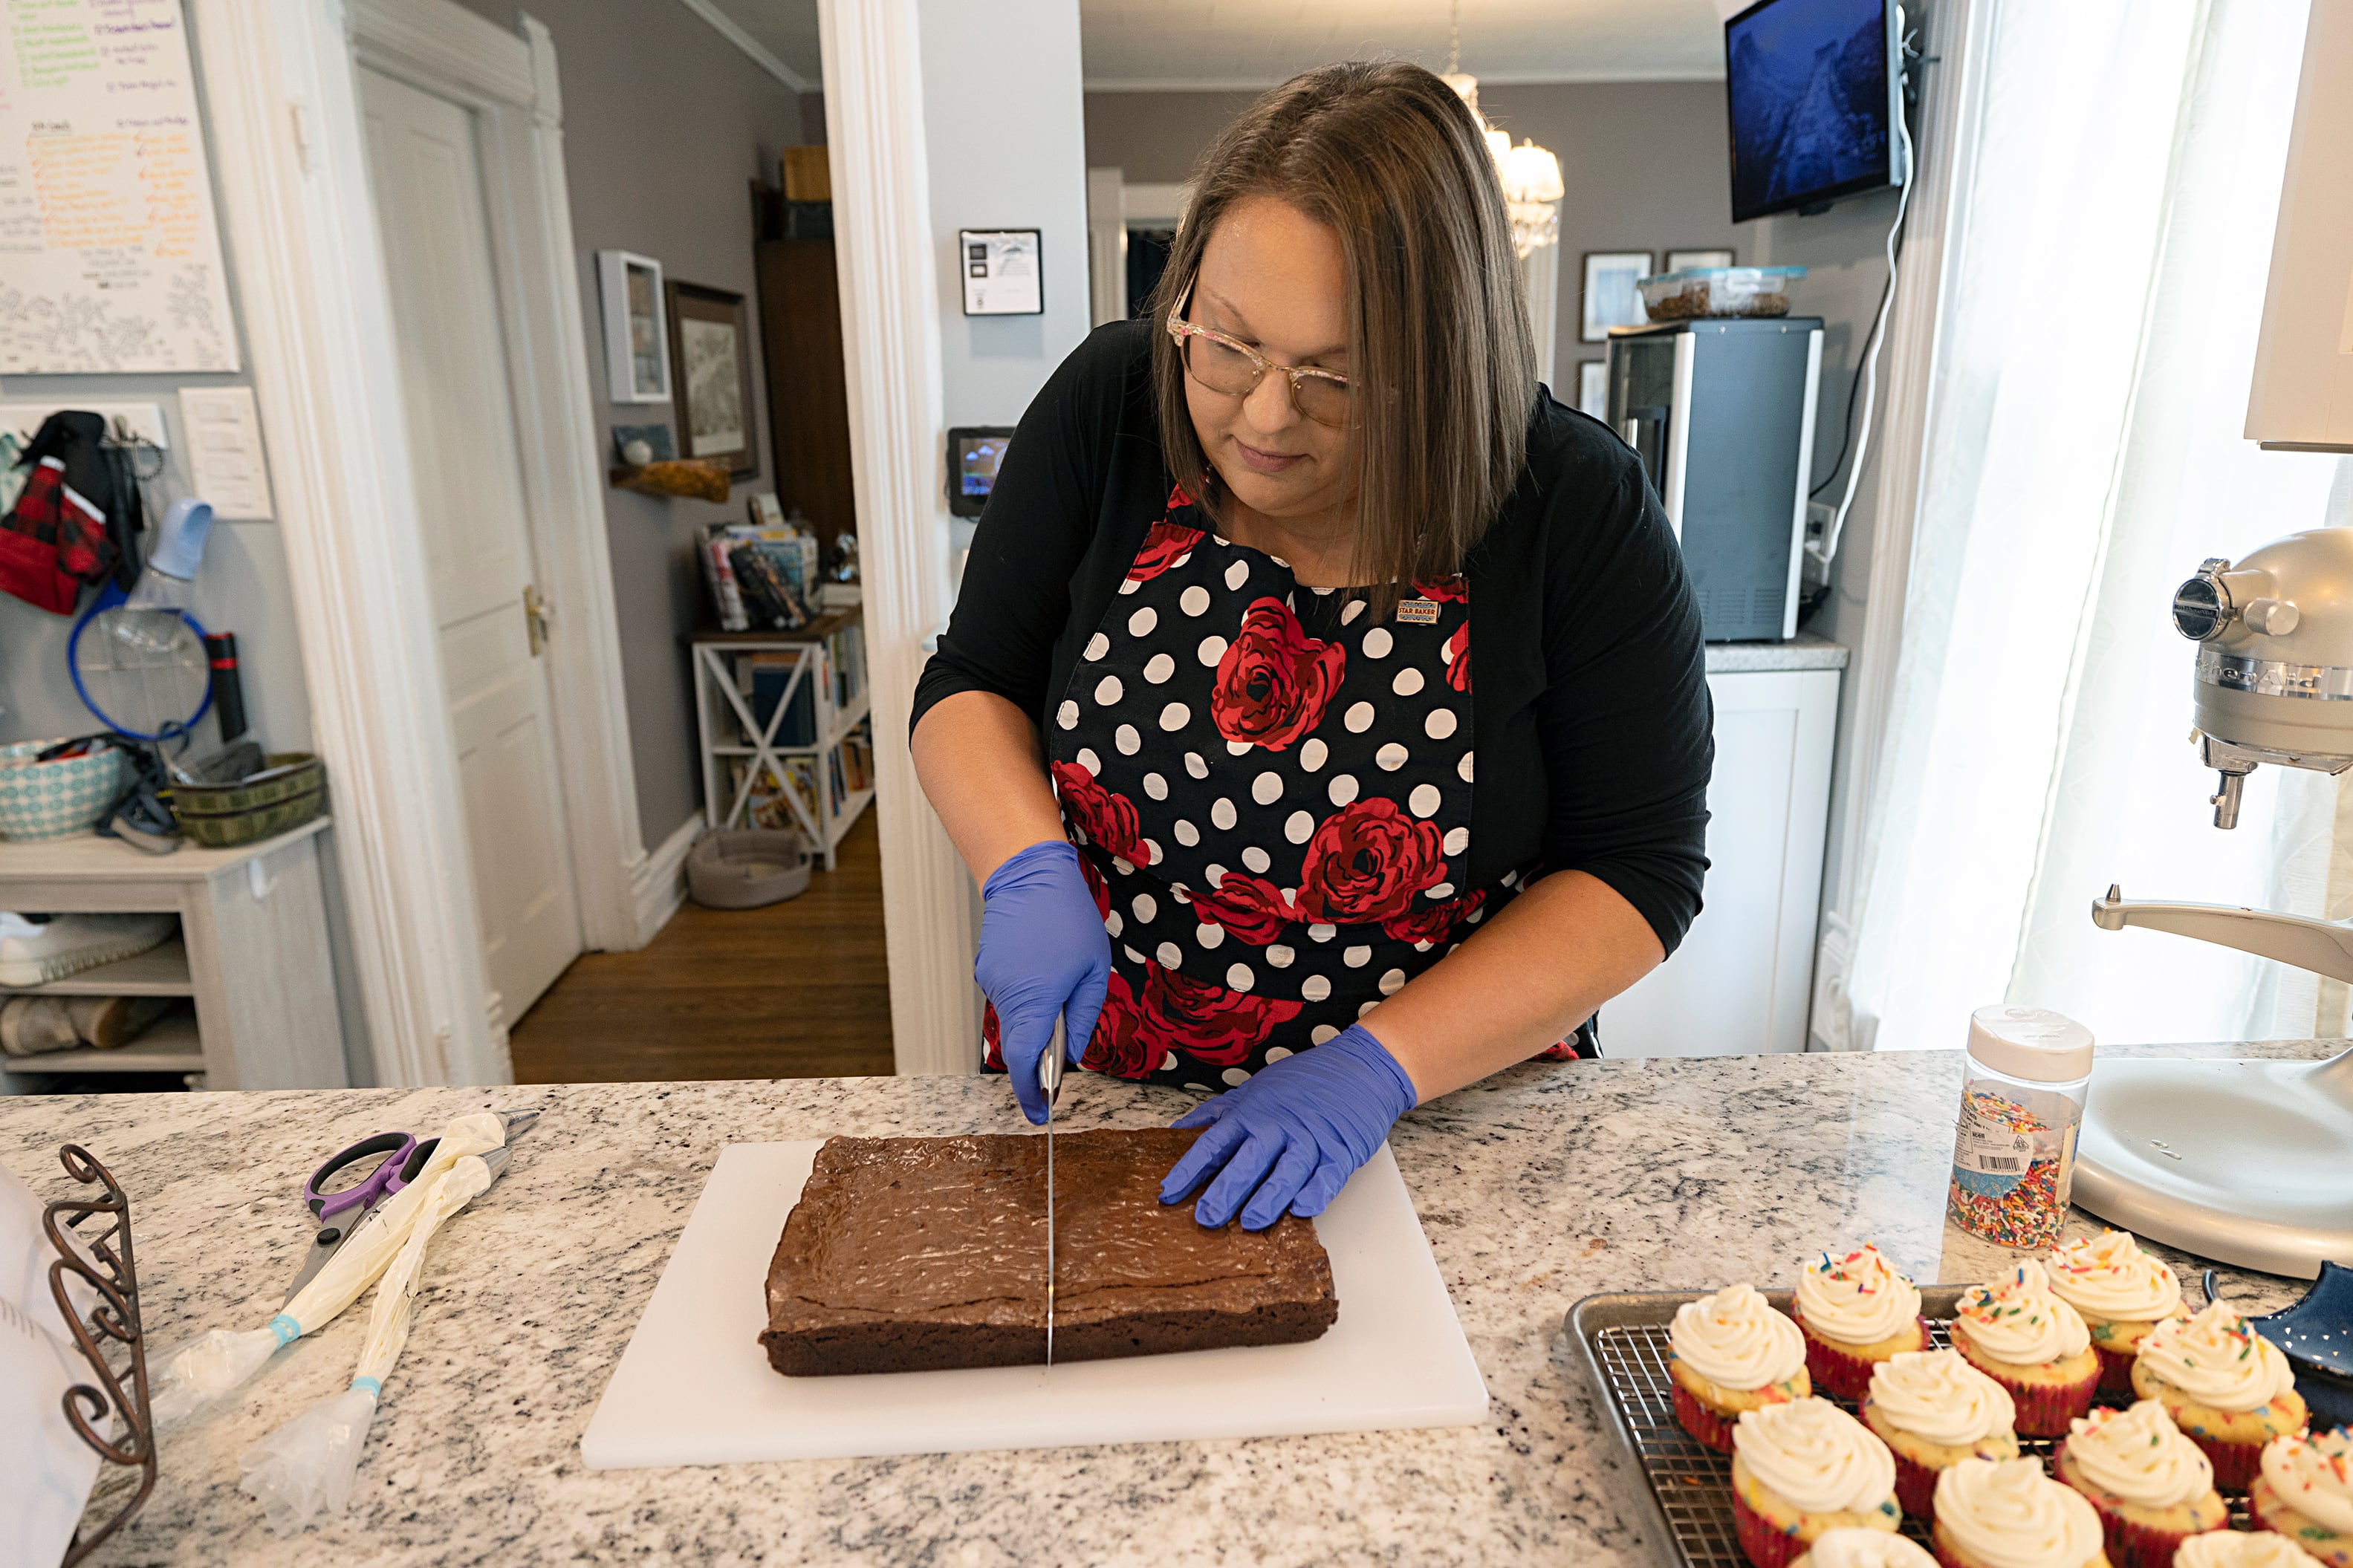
[1672,1381,1739,1454]
[1994,1367,2099,1438]
[2091,1342,2137,1397]
[1731,1486,1807,1568]
[1930,1526,1970,1568]
[1891,1447,1941,1521]
[2180,1426,2264,1492]
[1802,1316,1929,1403]
[2092,1505,2201,1568]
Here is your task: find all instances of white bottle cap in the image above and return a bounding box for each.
[1966,1005,2094,1083]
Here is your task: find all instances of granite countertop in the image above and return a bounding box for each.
[1,1040,2332,1567]
[1705,631,1849,672]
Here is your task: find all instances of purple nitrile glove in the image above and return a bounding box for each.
[1159,1024,1417,1230]
[976,839,1110,1125]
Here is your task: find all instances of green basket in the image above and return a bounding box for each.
[170,752,327,849]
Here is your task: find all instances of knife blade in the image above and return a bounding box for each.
[1039,1019,1065,1366]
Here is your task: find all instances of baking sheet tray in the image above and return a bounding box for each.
[1563,1286,2255,1568]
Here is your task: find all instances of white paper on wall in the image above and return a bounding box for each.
[0,0,240,374]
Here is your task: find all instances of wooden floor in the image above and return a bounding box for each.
[509,810,895,1082]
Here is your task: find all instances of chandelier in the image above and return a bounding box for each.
[1443,5,1564,260]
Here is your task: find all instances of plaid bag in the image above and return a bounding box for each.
[0,411,134,615]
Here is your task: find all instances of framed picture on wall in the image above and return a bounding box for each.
[666,282,758,479]
[1577,360,1609,420]
[1580,250,1653,342]
[1666,248,1736,272]
[597,250,671,403]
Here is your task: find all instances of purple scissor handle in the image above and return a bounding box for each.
[302,1131,418,1220]
[285,1131,415,1306]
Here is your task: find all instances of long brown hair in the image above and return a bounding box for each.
[1147,62,1535,601]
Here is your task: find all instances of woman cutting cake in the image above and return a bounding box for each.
[911,62,1712,1232]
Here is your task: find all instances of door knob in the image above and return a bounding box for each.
[522,585,551,656]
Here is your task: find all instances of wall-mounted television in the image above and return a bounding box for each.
[1724,0,1908,223]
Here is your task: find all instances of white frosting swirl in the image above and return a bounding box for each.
[1799,1529,1935,1568]
[2061,1399,2213,1506]
[1671,1283,1808,1391]
[2173,1534,2326,1568]
[1866,1349,2016,1446]
[1932,1457,2104,1568]
[2135,1302,2297,1411]
[1797,1246,1923,1347]
[2045,1230,2181,1322]
[2259,1427,2353,1533]
[1733,1397,1897,1516]
[1953,1260,2091,1365]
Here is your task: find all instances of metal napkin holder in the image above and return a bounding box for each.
[42,1143,157,1564]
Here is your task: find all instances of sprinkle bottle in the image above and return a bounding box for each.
[1947,1006,2094,1250]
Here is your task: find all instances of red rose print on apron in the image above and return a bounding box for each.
[1017,484,1584,1087]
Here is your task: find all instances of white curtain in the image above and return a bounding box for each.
[1843,0,2350,1053]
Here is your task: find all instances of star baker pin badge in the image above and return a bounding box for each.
[1395,598,1440,625]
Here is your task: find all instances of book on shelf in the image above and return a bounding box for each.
[736,652,817,746]
[730,755,820,830]
[703,519,821,631]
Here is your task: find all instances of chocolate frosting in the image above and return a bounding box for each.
[767,1128,1336,1337]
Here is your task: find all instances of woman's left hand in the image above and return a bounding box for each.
[1158,1025,1418,1230]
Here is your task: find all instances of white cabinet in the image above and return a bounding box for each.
[1600,661,1841,1058]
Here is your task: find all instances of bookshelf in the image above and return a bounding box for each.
[688,608,874,870]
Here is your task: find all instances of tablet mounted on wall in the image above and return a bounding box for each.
[947,426,1015,518]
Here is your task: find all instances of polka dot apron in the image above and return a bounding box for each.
[984,484,1583,1090]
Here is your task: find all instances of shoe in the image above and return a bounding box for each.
[66,994,172,1049]
[0,913,175,987]
[0,995,80,1056]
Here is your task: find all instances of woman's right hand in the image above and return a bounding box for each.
[976,840,1110,1123]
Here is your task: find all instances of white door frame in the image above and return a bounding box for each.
[190,0,646,1086]
[820,0,983,1076]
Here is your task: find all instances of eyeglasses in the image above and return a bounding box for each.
[1166,308,1353,428]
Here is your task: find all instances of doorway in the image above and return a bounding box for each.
[358,66,585,1032]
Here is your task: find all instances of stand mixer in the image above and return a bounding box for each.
[2077,526,2353,1278]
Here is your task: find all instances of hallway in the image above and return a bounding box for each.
[509,813,896,1082]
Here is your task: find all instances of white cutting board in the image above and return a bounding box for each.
[581,1139,1487,1468]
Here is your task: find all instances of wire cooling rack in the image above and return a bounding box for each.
[1567,1287,2251,1568]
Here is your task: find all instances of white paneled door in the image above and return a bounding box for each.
[360,67,582,1029]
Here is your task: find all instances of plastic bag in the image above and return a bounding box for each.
[233,1154,502,1532]
[237,1385,377,1535]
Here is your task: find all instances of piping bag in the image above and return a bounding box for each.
[149,1110,531,1428]
[237,1149,507,1533]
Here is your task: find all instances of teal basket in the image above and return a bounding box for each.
[0,741,126,840]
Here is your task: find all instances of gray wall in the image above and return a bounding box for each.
[458,0,808,848]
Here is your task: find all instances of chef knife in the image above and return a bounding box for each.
[1038,1020,1065,1366]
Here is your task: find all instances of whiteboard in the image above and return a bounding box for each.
[0,0,238,374]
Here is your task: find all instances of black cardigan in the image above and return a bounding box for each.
[912,320,1715,957]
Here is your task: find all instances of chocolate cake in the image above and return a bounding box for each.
[760,1127,1338,1376]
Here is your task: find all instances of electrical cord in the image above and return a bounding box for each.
[1809,239,1901,499]
[1811,92,1917,572]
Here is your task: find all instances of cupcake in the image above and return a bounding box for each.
[1670,1282,1813,1453]
[1729,1396,1903,1568]
[1795,1246,1930,1400]
[2250,1426,2353,1567]
[2047,1231,2190,1396]
[1793,1529,1939,1568]
[2131,1302,2306,1491]
[2174,1535,2328,1568]
[1952,1260,2102,1437]
[2053,1399,2230,1568]
[1932,1457,2112,1568]
[1863,1349,2022,1519]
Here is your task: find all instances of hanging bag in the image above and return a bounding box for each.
[0,411,133,616]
